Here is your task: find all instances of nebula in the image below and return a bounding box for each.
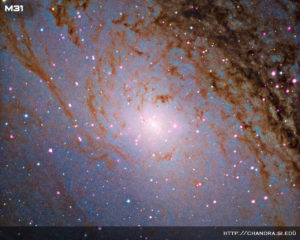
[0,0,299,226]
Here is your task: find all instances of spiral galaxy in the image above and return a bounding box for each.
[0,0,299,226]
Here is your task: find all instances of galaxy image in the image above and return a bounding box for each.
[0,0,299,227]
